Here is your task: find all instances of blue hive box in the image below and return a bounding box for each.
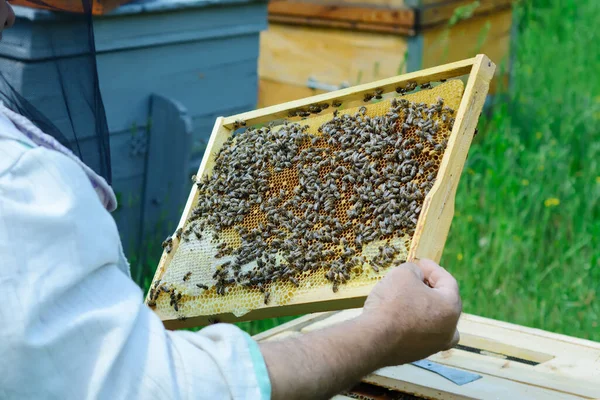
[0,0,268,272]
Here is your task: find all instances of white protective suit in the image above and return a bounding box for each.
[0,102,271,400]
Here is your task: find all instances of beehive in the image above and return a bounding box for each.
[259,0,513,108]
[148,55,495,328]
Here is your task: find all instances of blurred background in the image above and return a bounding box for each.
[2,0,598,340]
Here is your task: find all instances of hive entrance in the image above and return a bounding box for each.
[148,80,464,322]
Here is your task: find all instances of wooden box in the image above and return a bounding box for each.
[148,55,495,328]
[0,0,268,258]
[255,309,600,399]
[258,0,513,108]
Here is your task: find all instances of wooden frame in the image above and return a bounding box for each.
[149,55,496,329]
[254,310,600,399]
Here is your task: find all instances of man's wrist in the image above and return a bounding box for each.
[355,310,410,368]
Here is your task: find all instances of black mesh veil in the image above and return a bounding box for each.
[0,0,111,184]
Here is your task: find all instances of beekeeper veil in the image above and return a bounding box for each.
[0,0,112,184]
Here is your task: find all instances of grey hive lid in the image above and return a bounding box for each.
[0,0,267,60]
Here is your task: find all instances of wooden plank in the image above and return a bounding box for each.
[268,1,415,27]
[259,24,410,94]
[364,364,587,400]
[241,56,477,128]
[408,54,494,263]
[153,56,493,328]
[419,0,513,28]
[11,0,124,15]
[268,14,415,35]
[252,311,334,341]
[428,349,600,398]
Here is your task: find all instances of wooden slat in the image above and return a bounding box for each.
[252,311,334,341]
[408,54,494,263]
[234,56,477,128]
[268,1,415,27]
[268,14,415,35]
[364,364,587,400]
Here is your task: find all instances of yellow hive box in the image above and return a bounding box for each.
[147,55,496,329]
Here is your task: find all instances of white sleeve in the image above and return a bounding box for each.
[0,142,271,400]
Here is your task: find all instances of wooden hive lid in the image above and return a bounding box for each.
[268,0,514,35]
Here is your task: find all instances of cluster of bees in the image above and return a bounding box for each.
[147,279,182,311]
[154,82,456,311]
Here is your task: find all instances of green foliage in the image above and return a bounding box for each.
[448,1,481,27]
[442,0,600,341]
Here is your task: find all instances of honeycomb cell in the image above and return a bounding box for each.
[150,80,465,321]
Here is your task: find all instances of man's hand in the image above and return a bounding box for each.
[361,259,462,367]
[259,259,462,400]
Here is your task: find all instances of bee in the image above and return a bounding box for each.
[332,282,339,293]
[196,283,209,290]
[191,174,197,182]
[161,236,172,248]
[183,271,192,281]
[147,299,156,308]
[264,291,271,305]
[363,93,374,102]
[333,109,339,117]
[175,228,183,239]
[233,119,247,129]
[440,78,447,83]
[177,316,188,321]
[420,83,432,90]
[359,106,367,115]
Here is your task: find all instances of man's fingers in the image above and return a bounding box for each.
[448,329,460,349]
[385,262,424,283]
[397,262,424,281]
[415,259,459,293]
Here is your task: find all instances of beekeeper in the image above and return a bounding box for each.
[0,1,462,399]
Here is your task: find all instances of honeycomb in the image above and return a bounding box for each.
[148,80,464,321]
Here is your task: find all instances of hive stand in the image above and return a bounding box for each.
[149,54,496,329]
[254,310,600,399]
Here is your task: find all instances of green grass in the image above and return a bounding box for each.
[442,0,600,340]
[134,0,600,340]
